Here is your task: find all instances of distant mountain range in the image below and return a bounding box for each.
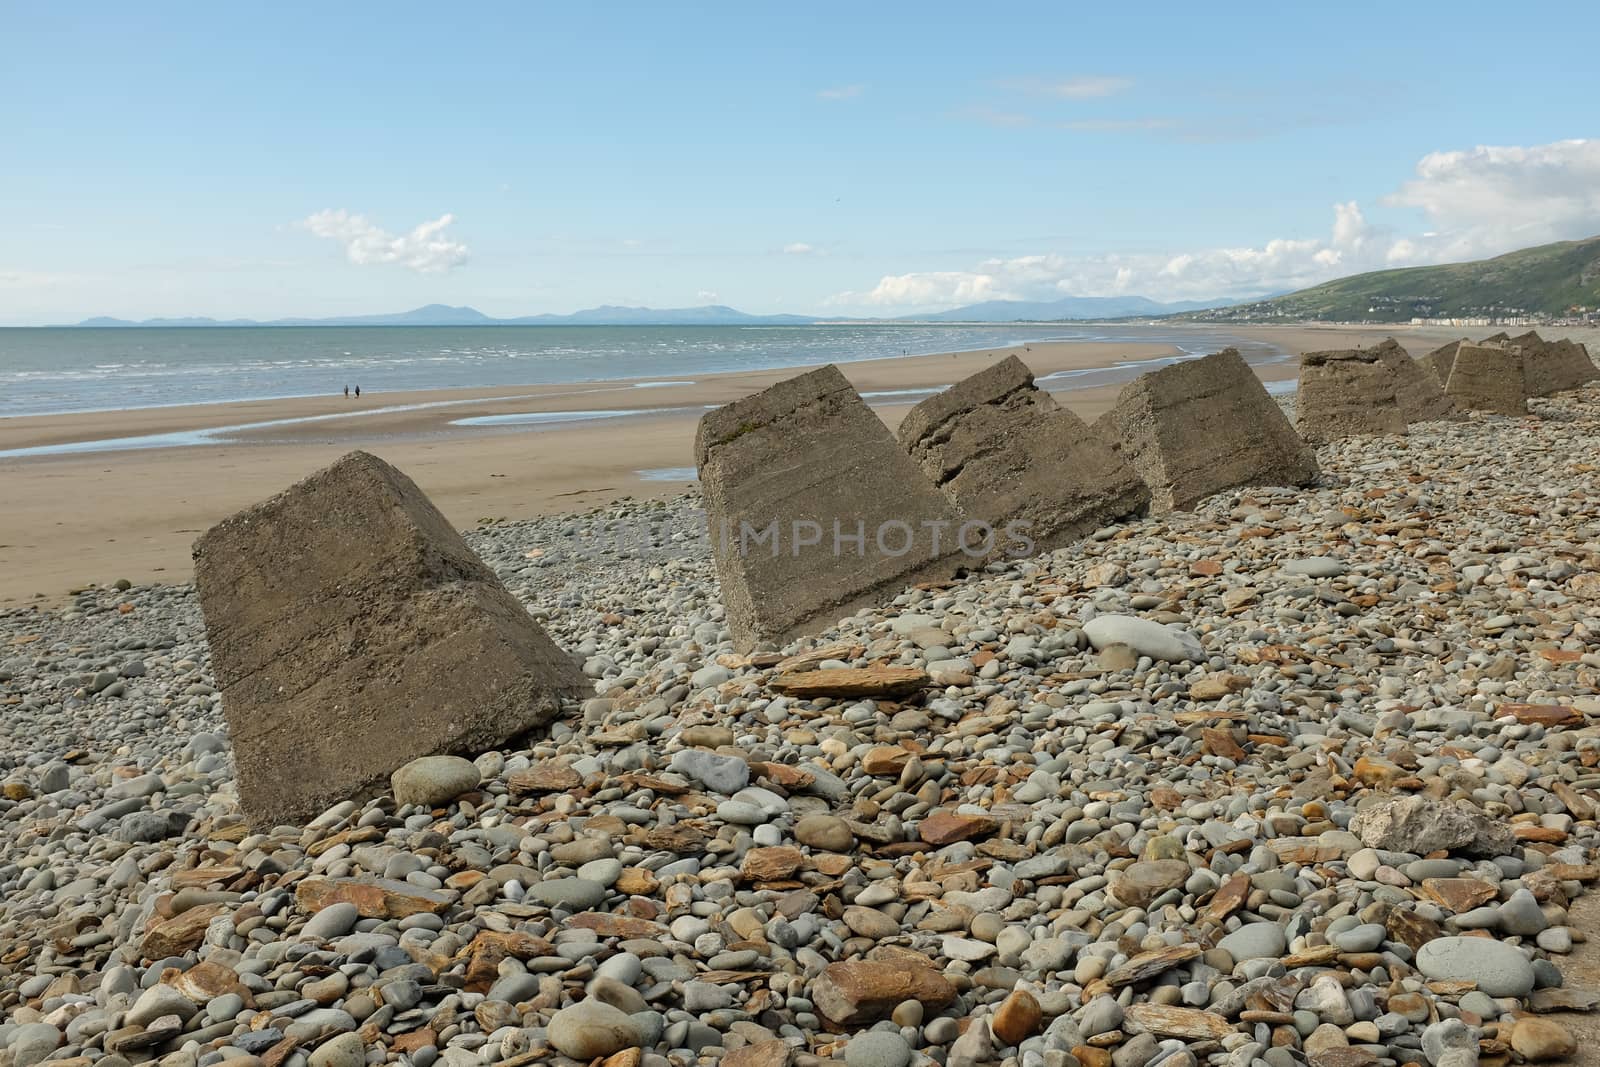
[1185,235,1600,323]
[66,294,1241,328]
[906,295,1229,322]
[71,303,817,328]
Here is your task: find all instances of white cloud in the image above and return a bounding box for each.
[783,242,818,255]
[830,271,1008,308]
[300,210,469,272]
[1012,75,1134,99]
[818,85,864,101]
[697,290,720,302]
[1383,139,1600,258]
[0,269,83,288]
[828,138,1600,308]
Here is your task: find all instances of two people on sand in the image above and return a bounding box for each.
[343,385,361,398]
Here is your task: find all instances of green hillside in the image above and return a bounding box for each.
[1189,235,1600,322]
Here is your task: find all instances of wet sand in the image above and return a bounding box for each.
[0,324,1556,604]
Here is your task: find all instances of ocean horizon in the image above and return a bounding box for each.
[0,323,1289,420]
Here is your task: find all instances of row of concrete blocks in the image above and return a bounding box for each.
[196,333,1596,827]
[1419,330,1598,416]
[193,346,1309,827]
[1293,331,1596,443]
[697,347,1319,657]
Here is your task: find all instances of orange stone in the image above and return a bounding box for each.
[1201,728,1246,760]
[507,762,582,794]
[862,747,912,776]
[1496,703,1583,727]
[615,867,660,896]
[991,988,1042,1046]
[567,912,667,938]
[1514,825,1568,843]
[721,1041,792,1067]
[1204,873,1251,924]
[295,877,452,919]
[1420,878,1498,912]
[918,809,999,845]
[139,903,229,960]
[768,666,930,699]
[742,846,804,881]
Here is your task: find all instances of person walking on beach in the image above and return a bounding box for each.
[354,385,361,398]
[344,385,349,398]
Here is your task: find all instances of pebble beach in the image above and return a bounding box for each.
[5,383,1600,1067]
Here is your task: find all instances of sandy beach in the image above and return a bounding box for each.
[0,323,1568,604]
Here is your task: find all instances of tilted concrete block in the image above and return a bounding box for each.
[898,355,1149,558]
[1094,348,1318,513]
[696,365,964,651]
[193,450,587,827]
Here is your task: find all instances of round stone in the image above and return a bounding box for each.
[795,814,855,852]
[389,755,480,808]
[547,1001,642,1060]
[844,1032,912,1067]
[1083,615,1203,663]
[527,878,608,910]
[307,1032,365,1067]
[302,901,361,940]
[1416,937,1535,997]
[1218,922,1287,961]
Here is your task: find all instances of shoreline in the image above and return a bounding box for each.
[0,323,1573,605]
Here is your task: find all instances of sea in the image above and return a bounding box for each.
[0,323,1296,421]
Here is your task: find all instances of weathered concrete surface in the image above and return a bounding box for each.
[1094,348,1319,513]
[1445,344,1528,415]
[1370,338,1458,422]
[1551,337,1600,388]
[1420,339,1465,387]
[193,450,587,828]
[897,356,1149,556]
[696,365,963,651]
[1513,330,1600,396]
[1296,347,1407,444]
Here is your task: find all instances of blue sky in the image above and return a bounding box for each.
[4,2,1599,324]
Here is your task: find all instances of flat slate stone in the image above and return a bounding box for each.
[1094,348,1318,513]
[897,355,1148,557]
[696,365,963,651]
[192,450,587,828]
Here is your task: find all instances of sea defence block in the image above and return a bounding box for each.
[1369,339,1458,422]
[1094,348,1319,513]
[1296,347,1407,444]
[1512,330,1600,395]
[897,355,1149,557]
[696,365,964,651]
[1420,340,1464,387]
[193,450,588,828]
[1550,338,1600,388]
[1444,344,1528,415]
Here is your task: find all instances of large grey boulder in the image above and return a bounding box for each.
[897,356,1148,558]
[1094,348,1318,513]
[1350,795,1515,858]
[193,450,587,828]
[1369,338,1458,422]
[1445,343,1528,415]
[1296,347,1407,444]
[696,365,963,651]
